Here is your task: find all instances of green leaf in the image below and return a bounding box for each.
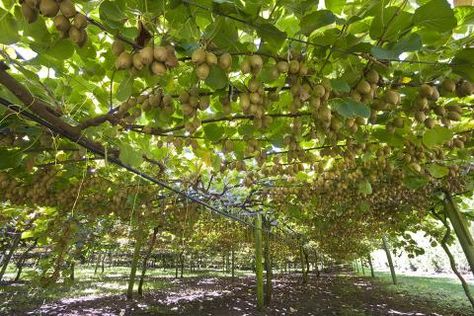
[404,175,428,189]
[358,179,372,195]
[330,98,370,118]
[119,143,143,167]
[205,65,228,90]
[370,6,413,41]
[451,48,474,82]
[330,79,351,93]
[325,0,345,14]
[0,149,22,170]
[45,40,75,60]
[203,123,224,142]
[414,0,457,32]
[422,126,453,148]
[116,75,133,101]
[99,0,125,22]
[300,10,336,35]
[426,164,449,178]
[255,21,286,49]
[0,9,19,44]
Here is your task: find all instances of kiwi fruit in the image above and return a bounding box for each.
[241,59,251,74]
[153,46,168,62]
[249,55,263,71]
[151,61,166,76]
[446,104,462,113]
[384,90,400,105]
[288,60,300,74]
[441,79,456,92]
[191,48,206,64]
[240,93,250,109]
[419,84,433,98]
[393,117,404,128]
[59,0,76,18]
[276,61,289,73]
[73,13,88,29]
[139,47,154,65]
[218,53,232,70]
[25,0,39,8]
[21,2,38,23]
[53,15,70,32]
[414,111,426,123]
[366,69,379,84]
[115,52,132,70]
[112,40,125,56]
[456,80,473,97]
[195,63,210,80]
[68,26,84,45]
[424,118,435,129]
[206,52,218,65]
[447,111,461,121]
[132,53,144,70]
[39,0,59,17]
[356,80,371,95]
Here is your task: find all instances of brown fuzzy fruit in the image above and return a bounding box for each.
[218,53,232,70]
[447,111,461,121]
[441,79,456,92]
[21,3,38,23]
[366,69,379,84]
[419,84,433,98]
[456,80,473,97]
[249,55,263,71]
[191,48,206,64]
[115,52,132,70]
[151,62,166,75]
[68,26,84,45]
[206,52,218,65]
[196,63,210,80]
[39,0,59,17]
[59,0,76,18]
[153,46,168,62]
[139,47,154,65]
[356,80,371,95]
[384,90,400,105]
[424,118,435,129]
[73,13,88,29]
[53,15,70,32]
[25,0,39,8]
[276,61,289,73]
[112,40,125,56]
[288,60,300,74]
[132,53,144,70]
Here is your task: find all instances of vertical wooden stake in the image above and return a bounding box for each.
[382,235,397,285]
[255,213,264,311]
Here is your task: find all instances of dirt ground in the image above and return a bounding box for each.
[3,274,470,315]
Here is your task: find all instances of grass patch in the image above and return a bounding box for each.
[367,271,473,313]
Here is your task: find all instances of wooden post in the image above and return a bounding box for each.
[382,236,397,285]
[360,258,365,275]
[138,227,158,296]
[367,254,375,278]
[263,219,272,306]
[254,213,264,311]
[300,244,308,284]
[0,233,21,281]
[443,191,474,277]
[127,231,144,299]
[231,247,235,281]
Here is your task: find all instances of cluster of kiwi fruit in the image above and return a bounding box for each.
[20,0,88,47]
[191,48,232,80]
[178,88,210,118]
[114,41,178,76]
[118,91,174,126]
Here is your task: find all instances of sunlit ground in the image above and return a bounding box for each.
[1,265,472,315]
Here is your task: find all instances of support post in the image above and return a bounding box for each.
[382,236,397,285]
[254,213,264,312]
[300,244,308,284]
[127,231,144,299]
[443,191,474,276]
[263,219,272,306]
[367,254,375,278]
[360,258,365,276]
[0,233,21,281]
